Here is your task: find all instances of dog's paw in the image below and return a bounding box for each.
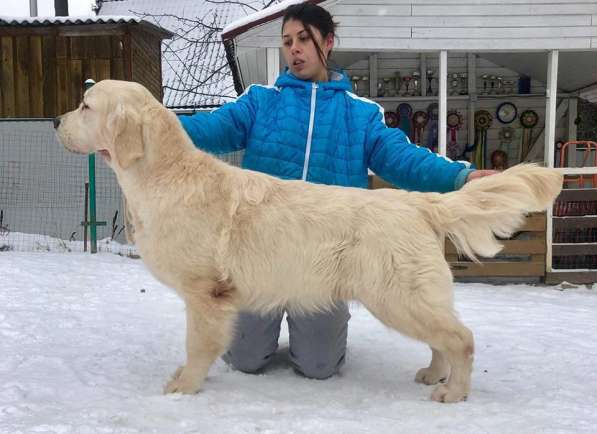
[415,367,448,385]
[430,384,468,403]
[163,366,202,395]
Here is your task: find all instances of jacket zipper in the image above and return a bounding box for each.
[302,82,318,181]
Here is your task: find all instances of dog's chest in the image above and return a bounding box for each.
[133,218,218,291]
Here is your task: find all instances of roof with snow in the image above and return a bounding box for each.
[0,15,172,38]
[222,0,318,40]
[98,0,258,109]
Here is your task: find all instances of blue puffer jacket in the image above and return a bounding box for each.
[179,70,473,192]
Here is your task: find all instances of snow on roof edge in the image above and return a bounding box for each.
[0,15,138,24]
[0,15,173,37]
[222,0,321,40]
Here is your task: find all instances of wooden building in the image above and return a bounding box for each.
[221,0,597,283]
[0,16,172,118]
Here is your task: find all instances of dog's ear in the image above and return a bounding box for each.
[110,103,144,169]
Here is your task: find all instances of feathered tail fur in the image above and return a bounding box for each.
[418,164,563,261]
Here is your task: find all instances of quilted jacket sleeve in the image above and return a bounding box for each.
[365,106,473,193]
[178,85,259,154]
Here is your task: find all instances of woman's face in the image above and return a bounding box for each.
[281,19,333,82]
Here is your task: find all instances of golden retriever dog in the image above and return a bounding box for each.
[55,80,562,403]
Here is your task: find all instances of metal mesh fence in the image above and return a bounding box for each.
[0,118,243,255]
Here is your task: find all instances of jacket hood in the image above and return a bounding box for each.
[274,69,352,91]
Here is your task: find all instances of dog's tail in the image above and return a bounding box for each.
[417,164,563,261]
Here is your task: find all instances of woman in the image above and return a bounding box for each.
[179,2,491,380]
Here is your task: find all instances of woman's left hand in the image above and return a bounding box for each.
[466,170,500,182]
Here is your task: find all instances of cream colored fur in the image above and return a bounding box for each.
[56,80,563,403]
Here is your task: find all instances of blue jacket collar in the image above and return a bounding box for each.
[275,68,352,91]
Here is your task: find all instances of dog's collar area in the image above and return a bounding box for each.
[97,149,111,162]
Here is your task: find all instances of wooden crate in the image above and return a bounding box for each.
[446,213,546,278]
[368,174,547,279]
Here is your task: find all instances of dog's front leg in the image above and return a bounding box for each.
[164,282,238,394]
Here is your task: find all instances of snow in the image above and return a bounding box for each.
[1,250,596,433]
[1,232,137,257]
[0,15,142,25]
[222,0,305,37]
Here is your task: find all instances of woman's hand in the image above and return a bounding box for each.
[466,170,500,183]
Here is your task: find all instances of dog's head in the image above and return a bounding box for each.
[55,79,159,170]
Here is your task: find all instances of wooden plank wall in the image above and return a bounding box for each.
[235,0,597,50]
[0,33,128,118]
[445,213,547,278]
[131,28,163,102]
[333,0,597,50]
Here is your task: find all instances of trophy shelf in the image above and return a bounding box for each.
[372,93,562,103]
[373,95,469,102]
[476,93,548,99]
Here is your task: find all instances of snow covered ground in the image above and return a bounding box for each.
[1,251,596,433]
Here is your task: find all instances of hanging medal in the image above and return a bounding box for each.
[446,110,464,160]
[473,110,493,169]
[492,104,517,170]
[519,110,539,161]
[397,103,414,142]
[412,110,428,145]
[384,111,399,128]
[425,103,439,152]
[491,126,515,170]
[490,149,508,171]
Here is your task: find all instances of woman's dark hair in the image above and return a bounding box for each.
[282,2,338,67]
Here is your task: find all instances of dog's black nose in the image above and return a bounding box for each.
[53,117,61,129]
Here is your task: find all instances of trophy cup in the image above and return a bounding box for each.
[377,80,385,97]
[481,74,489,95]
[496,76,504,94]
[394,71,402,97]
[361,75,369,97]
[351,75,361,95]
[383,77,393,97]
[449,73,459,96]
[426,69,434,96]
[459,72,468,95]
[489,75,497,94]
[411,70,421,96]
[503,79,514,95]
[402,75,412,97]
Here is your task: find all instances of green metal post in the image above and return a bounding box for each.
[88,152,98,253]
[84,79,107,253]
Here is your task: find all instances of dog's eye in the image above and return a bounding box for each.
[81,102,90,110]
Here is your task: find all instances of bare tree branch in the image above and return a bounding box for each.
[120,1,283,108]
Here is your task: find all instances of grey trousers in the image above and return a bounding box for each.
[223,303,350,379]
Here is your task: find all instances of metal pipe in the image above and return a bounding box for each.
[85,79,98,253]
[54,0,68,16]
[29,0,37,17]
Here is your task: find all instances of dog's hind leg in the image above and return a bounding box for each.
[422,316,474,403]
[164,278,239,394]
[360,284,474,403]
[415,347,450,385]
